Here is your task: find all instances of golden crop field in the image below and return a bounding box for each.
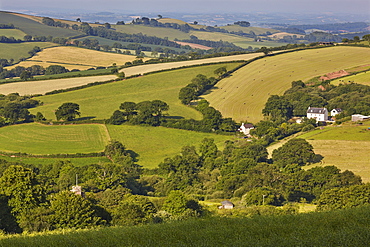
[0,75,116,95]
[8,46,139,70]
[204,46,370,123]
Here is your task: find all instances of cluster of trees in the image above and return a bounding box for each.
[277,31,342,44]
[0,64,69,80]
[0,139,206,233]
[0,23,15,29]
[0,36,22,43]
[109,100,169,126]
[178,36,245,50]
[289,22,369,34]
[42,17,71,29]
[262,81,370,121]
[234,21,251,27]
[0,93,40,125]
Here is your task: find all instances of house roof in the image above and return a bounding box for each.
[331,108,342,112]
[307,107,327,114]
[221,200,234,206]
[244,123,254,128]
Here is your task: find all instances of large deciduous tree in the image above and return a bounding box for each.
[55,102,80,121]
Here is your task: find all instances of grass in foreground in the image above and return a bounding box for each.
[107,125,233,168]
[0,123,110,154]
[204,46,370,123]
[1,206,369,246]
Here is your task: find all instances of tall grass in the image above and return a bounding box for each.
[1,206,369,246]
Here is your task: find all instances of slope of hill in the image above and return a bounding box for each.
[0,42,56,61]
[6,46,139,71]
[204,46,370,123]
[0,11,83,37]
[331,71,370,86]
[0,28,26,39]
[114,24,191,40]
[0,206,369,246]
[29,63,241,120]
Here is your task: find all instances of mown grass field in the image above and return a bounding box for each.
[0,12,82,37]
[1,206,369,247]
[7,46,139,71]
[220,25,279,35]
[29,63,241,120]
[297,123,370,182]
[204,46,370,123]
[331,71,370,86]
[0,123,110,154]
[107,125,233,168]
[0,42,56,61]
[0,29,26,39]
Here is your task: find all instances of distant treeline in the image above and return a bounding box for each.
[0,23,15,29]
[289,22,369,33]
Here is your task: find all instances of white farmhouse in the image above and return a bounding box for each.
[238,123,254,135]
[307,107,328,122]
[330,108,342,116]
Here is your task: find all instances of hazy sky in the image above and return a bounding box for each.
[1,0,370,15]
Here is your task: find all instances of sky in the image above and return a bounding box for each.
[1,0,370,15]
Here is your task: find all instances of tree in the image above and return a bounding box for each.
[179,86,197,104]
[20,70,33,81]
[111,194,156,225]
[214,66,227,77]
[2,102,31,124]
[262,95,293,121]
[23,35,32,42]
[272,139,316,168]
[55,102,80,121]
[162,190,202,217]
[49,191,104,229]
[242,187,285,206]
[45,65,68,75]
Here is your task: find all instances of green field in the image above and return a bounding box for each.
[31,63,241,120]
[107,125,233,168]
[0,123,110,154]
[0,29,26,39]
[204,46,370,123]
[0,11,83,37]
[0,156,111,167]
[1,206,369,246]
[332,71,370,86]
[114,24,191,41]
[297,124,370,182]
[0,42,57,61]
[220,25,279,35]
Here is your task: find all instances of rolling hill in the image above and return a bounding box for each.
[203,46,370,123]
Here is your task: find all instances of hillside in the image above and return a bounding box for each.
[6,46,140,71]
[0,206,369,246]
[204,46,370,123]
[0,11,83,37]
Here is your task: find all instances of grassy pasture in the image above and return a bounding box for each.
[190,30,254,43]
[107,125,233,168]
[0,12,82,37]
[331,71,370,86]
[0,42,56,61]
[233,40,289,49]
[1,206,369,246]
[30,63,241,120]
[297,123,370,182]
[7,46,139,71]
[221,25,279,35]
[204,46,370,123]
[0,123,110,154]
[0,29,26,39]
[114,24,191,40]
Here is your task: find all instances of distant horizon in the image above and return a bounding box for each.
[1,0,370,16]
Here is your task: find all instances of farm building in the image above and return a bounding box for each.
[330,108,342,116]
[71,185,84,196]
[218,201,234,209]
[307,107,328,122]
[351,114,370,122]
[238,123,254,135]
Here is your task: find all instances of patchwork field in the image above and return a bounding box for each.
[0,42,56,61]
[204,46,370,123]
[30,63,241,120]
[331,71,370,86]
[298,123,370,182]
[7,46,139,71]
[107,125,233,168]
[221,25,279,35]
[114,24,191,40]
[0,123,110,154]
[0,29,26,39]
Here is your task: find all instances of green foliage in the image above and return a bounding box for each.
[111,194,156,226]
[272,139,316,168]
[242,187,285,206]
[162,190,203,218]
[45,65,68,75]
[49,191,104,229]
[55,102,80,121]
